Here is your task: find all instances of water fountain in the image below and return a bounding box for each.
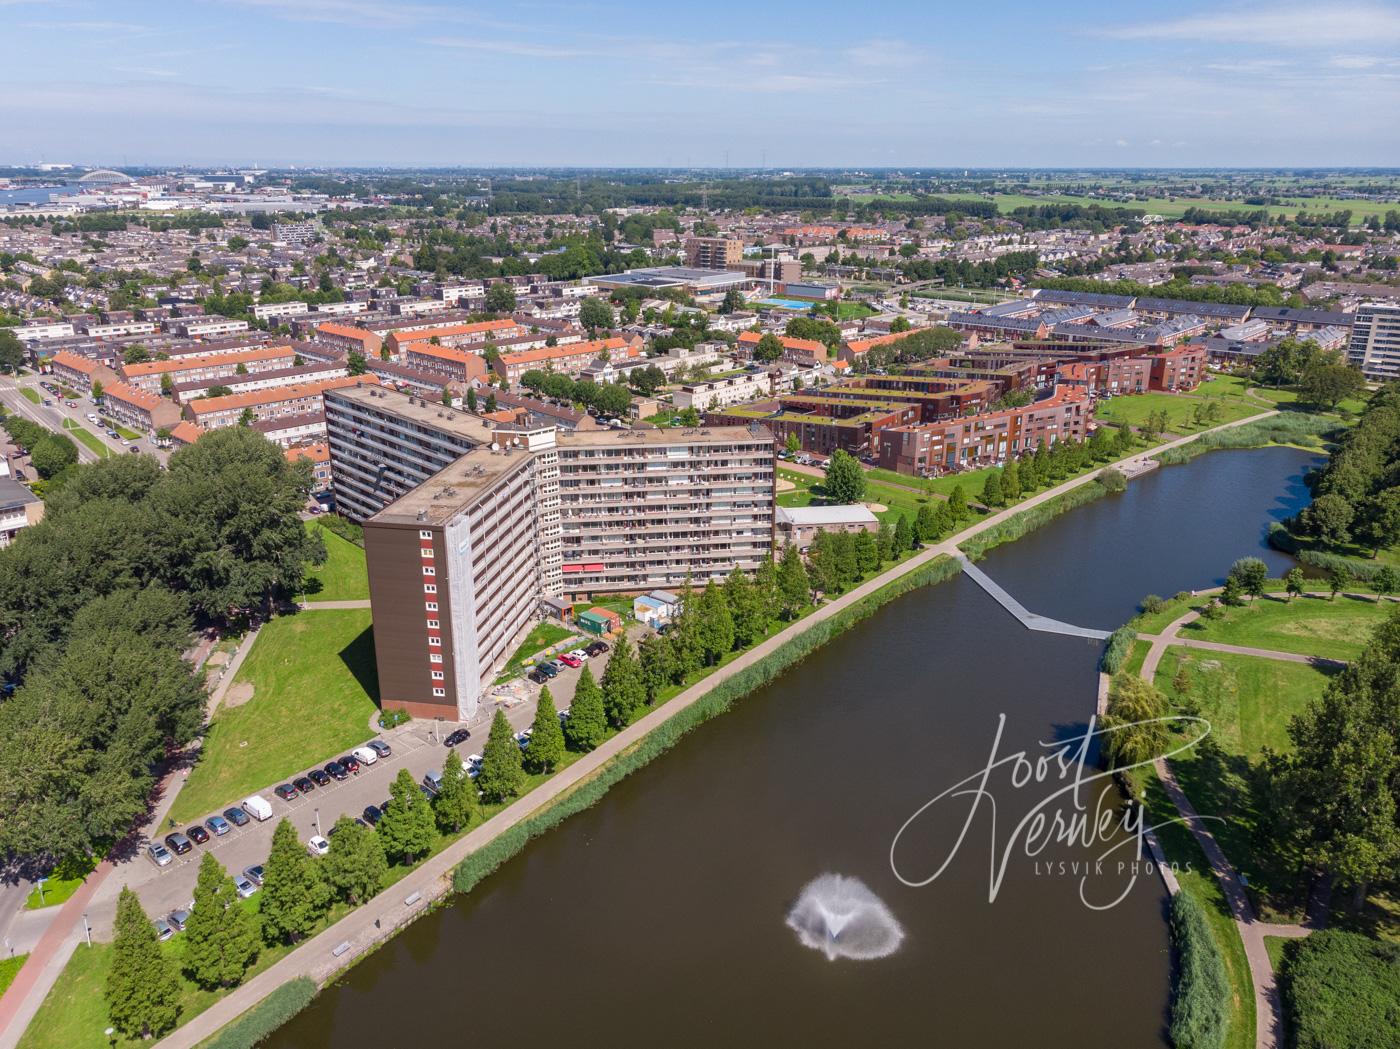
[785,874,905,961]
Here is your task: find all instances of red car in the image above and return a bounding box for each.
[558,654,582,668]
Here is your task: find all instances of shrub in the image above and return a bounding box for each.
[1297,549,1384,583]
[201,977,316,1049]
[1154,413,1337,465]
[1282,929,1400,1049]
[454,556,963,895]
[1168,892,1229,1049]
[1140,594,1167,616]
[317,514,363,548]
[1100,626,1137,675]
[1098,467,1127,493]
[378,708,411,729]
[961,481,1111,561]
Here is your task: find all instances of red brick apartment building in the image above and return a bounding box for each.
[101,381,183,433]
[877,386,1090,475]
[121,345,298,393]
[402,343,490,384]
[736,331,829,366]
[491,336,637,384]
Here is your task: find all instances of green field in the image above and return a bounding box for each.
[61,418,111,458]
[1095,391,1259,435]
[299,524,369,602]
[923,190,1399,225]
[496,621,578,682]
[25,857,95,910]
[1181,593,1395,662]
[170,610,379,824]
[777,467,935,525]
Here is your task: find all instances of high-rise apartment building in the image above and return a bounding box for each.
[684,236,744,271]
[326,386,776,719]
[1347,302,1400,380]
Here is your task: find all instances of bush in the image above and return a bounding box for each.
[454,556,963,895]
[1265,521,1304,554]
[201,976,316,1049]
[1168,892,1229,1049]
[1098,467,1127,493]
[317,514,363,548]
[1100,626,1137,675]
[378,708,411,729]
[1282,929,1400,1049]
[1141,594,1167,616]
[1154,413,1337,466]
[1297,549,1385,583]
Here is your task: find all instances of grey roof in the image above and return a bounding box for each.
[1135,297,1249,320]
[776,504,878,526]
[1032,289,1136,308]
[0,476,40,511]
[948,312,1045,332]
[1250,306,1354,327]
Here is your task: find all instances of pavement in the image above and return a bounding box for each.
[0,372,170,465]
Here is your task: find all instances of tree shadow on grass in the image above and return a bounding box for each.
[339,623,380,708]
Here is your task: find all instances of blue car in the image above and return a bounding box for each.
[205,814,232,836]
[223,806,250,828]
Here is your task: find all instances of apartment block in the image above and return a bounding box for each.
[492,336,634,384]
[102,381,183,433]
[1348,302,1400,380]
[121,344,298,393]
[185,375,379,431]
[684,236,744,271]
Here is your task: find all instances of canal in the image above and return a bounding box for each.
[266,446,1320,1049]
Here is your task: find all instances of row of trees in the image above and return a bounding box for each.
[1,414,78,479]
[516,369,635,416]
[1252,340,1366,410]
[0,429,326,865]
[1293,383,1400,554]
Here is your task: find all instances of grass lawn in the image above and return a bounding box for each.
[60,419,111,459]
[495,621,578,682]
[170,610,379,824]
[299,524,368,603]
[1180,593,1395,662]
[1121,638,1150,680]
[777,467,937,525]
[25,857,95,909]
[1131,592,1205,634]
[19,388,40,404]
[1095,391,1258,435]
[0,955,27,998]
[1155,647,1336,917]
[1264,935,1290,970]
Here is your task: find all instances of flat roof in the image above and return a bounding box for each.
[328,384,497,444]
[776,505,877,525]
[370,444,533,527]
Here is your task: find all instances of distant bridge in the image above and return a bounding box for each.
[954,554,1112,641]
[78,169,134,184]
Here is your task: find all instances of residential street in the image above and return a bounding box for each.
[0,372,170,465]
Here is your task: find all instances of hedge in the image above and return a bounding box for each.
[198,977,316,1049]
[1100,626,1137,675]
[1154,412,1337,466]
[1282,929,1400,1049]
[454,554,963,894]
[1168,892,1230,1049]
[315,514,363,548]
[960,479,1112,561]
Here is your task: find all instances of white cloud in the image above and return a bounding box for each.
[426,36,601,59]
[1329,54,1384,68]
[843,39,923,68]
[1103,4,1400,47]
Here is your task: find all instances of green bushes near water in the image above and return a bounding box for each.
[1281,929,1400,1049]
[1168,892,1230,1049]
[198,977,315,1049]
[1154,413,1337,466]
[960,479,1113,561]
[1100,626,1137,675]
[453,555,963,894]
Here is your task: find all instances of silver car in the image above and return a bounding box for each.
[147,842,173,867]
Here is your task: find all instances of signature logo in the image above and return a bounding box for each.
[889,714,1210,910]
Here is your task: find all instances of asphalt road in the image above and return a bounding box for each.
[0,373,170,465]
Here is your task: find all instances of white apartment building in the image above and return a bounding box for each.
[1348,302,1400,381]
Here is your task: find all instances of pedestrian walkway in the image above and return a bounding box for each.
[955,555,1111,640]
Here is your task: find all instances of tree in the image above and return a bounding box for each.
[784,433,800,455]
[914,503,937,544]
[1301,493,1355,546]
[638,633,677,702]
[0,329,24,374]
[600,633,647,726]
[752,333,784,363]
[1220,576,1245,606]
[1373,565,1399,603]
[1100,675,1169,770]
[876,520,895,563]
[347,351,368,375]
[695,580,735,665]
[485,281,516,313]
[485,392,497,413]
[853,528,879,575]
[29,433,78,479]
[578,296,614,333]
[823,449,866,505]
[106,887,182,1038]
[777,543,810,618]
[433,748,479,833]
[380,767,437,860]
[1285,567,1306,602]
[1228,557,1268,602]
[323,816,388,905]
[565,665,607,750]
[476,710,525,802]
[91,379,104,401]
[946,484,968,522]
[160,372,174,396]
[1327,566,1350,601]
[260,819,329,944]
[981,470,1004,508]
[183,853,259,989]
[527,686,565,773]
[719,287,745,314]
[894,513,914,553]
[1298,354,1364,410]
[1001,458,1021,502]
[725,567,766,649]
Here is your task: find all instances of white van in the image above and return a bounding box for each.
[352,745,378,767]
[242,795,273,822]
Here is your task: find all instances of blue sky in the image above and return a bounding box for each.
[3,0,1398,168]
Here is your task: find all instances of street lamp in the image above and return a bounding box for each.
[314,808,321,836]
[82,912,91,947]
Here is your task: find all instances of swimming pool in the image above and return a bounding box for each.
[755,297,817,310]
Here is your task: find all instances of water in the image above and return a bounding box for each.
[265,446,1318,1049]
[786,874,906,961]
[0,183,84,205]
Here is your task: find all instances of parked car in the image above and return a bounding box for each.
[362,804,383,826]
[242,795,273,822]
[293,776,316,794]
[351,746,378,766]
[547,660,568,675]
[422,769,442,795]
[164,832,192,856]
[527,668,548,685]
[514,730,532,751]
[152,918,174,941]
[186,825,210,845]
[307,768,331,787]
[148,842,173,867]
[273,783,299,801]
[234,876,257,899]
[128,446,140,454]
[558,654,582,669]
[366,739,391,759]
[223,806,250,828]
[585,640,610,657]
[307,835,330,857]
[444,728,471,747]
[535,661,558,679]
[324,760,348,781]
[167,907,191,932]
[339,755,361,775]
[242,865,265,886]
[205,815,231,836]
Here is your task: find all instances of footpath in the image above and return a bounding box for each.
[3,410,1279,1049]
